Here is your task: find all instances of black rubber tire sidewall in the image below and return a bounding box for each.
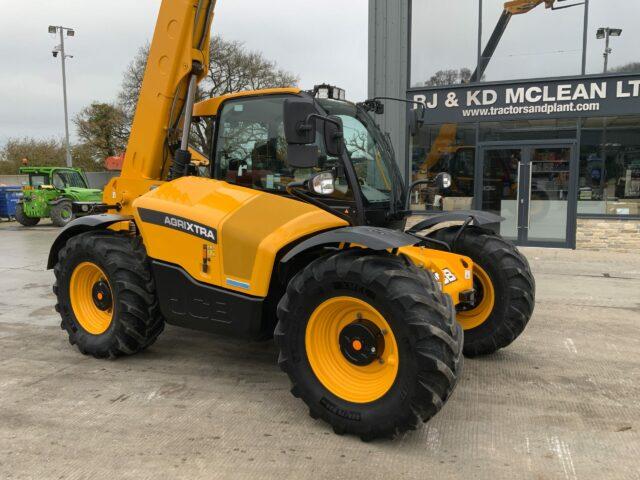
[51,200,75,227]
[15,204,40,226]
[286,280,418,430]
[56,238,122,353]
[430,226,535,356]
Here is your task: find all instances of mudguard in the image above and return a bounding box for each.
[47,197,70,206]
[281,226,419,263]
[47,214,130,269]
[407,210,503,234]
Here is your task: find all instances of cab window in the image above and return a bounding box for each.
[29,175,48,187]
[52,171,87,189]
[214,96,352,200]
[52,173,65,189]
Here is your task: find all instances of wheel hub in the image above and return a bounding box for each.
[91,280,112,311]
[339,320,385,366]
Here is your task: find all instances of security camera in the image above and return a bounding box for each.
[52,50,59,58]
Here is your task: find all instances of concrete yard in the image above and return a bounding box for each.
[0,221,638,480]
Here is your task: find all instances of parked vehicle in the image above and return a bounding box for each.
[16,167,103,227]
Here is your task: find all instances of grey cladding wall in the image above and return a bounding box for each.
[368,0,410,180]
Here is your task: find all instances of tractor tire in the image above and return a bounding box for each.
[430,226,535,357]
[53,230,165,359]
[15,204,40,227]
[50,200,75,227]
[275,249,463,440]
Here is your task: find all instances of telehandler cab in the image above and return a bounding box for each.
[48,0,534,440]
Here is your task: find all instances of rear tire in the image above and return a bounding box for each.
[275,250,463,440]
[50,200,75,227]
[430,226,535,357]
[15,204,40,226]
[53,230,165,359]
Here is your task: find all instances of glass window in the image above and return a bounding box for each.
[584,0,640,75]
[52,171,87,189]
[214,96,352,200]
[480,119,577,142]
[29,175,47,187]
[410,123,477,211]
[340,114,393,204]
[410,0,479,88]
[480,0,584,82]
[578,116,640,217]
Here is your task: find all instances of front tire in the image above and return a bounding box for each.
[275,250,463,440]
[15,204,40,226]
[50,200,75,227]
[53,231,165,359]
[430,226,535,357]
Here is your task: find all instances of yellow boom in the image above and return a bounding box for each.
[104,0,216,215]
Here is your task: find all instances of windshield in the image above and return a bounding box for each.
[318,99,402,206]
[53,170,88,189]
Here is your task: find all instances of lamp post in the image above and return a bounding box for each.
[596,27,622,74]
[49,25,75,167]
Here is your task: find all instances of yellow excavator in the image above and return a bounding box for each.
[48,0,534,440]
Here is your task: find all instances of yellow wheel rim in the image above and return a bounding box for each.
[69,262,114,335]
[457,264,495,330]
[305,296,399,404]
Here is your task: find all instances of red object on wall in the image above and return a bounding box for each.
[105,154,125,171]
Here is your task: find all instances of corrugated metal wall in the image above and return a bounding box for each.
[368,0,410,180]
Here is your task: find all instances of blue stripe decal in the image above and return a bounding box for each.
[226,278,250,290]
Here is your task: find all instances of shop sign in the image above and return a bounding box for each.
[409,75,640,123]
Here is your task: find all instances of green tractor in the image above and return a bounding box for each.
[15,167,103,228]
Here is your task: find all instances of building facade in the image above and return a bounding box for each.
[369,0,640,250]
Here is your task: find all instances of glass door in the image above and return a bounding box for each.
[479,143,575,247]
[525,147,571,244]
[480,148,522,242]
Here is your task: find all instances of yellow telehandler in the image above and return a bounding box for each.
[48,0,534,440]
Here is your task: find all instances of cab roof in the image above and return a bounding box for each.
[19,167,83,174]
[193,87,302,118]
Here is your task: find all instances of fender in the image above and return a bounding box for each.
[406,210,503,234]
[47,197,71,206]
[47,214,130,269]
[281,226,419,263]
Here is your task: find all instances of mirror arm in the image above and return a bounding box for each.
[405,179,433,211]
[304,113,342,129]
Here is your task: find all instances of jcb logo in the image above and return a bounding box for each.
[442,269,457,285]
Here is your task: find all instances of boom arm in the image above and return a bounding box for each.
[104,0,216,214]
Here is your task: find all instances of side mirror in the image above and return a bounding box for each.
[284,97,320,168]
[308,172,335,196]
[284,98,316,144]
[324,116,344,157]
[435,172,452,190]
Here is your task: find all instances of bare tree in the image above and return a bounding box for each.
[117,36,298,155]
[118,43,150,122]
[611,62,640,74]
[425,68,473,86]
[118,36,298,119]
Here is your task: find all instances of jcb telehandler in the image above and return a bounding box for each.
[49,0,534,440]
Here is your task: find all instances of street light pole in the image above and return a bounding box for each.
[603,28,611,73]
[596,27,623,74]
[49,25,75,167]
[59,28,72,167]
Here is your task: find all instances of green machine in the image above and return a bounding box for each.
[15,167,103,227]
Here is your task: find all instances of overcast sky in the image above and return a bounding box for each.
[411,0,640,86]
[0,0,368,145]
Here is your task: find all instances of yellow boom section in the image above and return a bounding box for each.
[104,0,216,215]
